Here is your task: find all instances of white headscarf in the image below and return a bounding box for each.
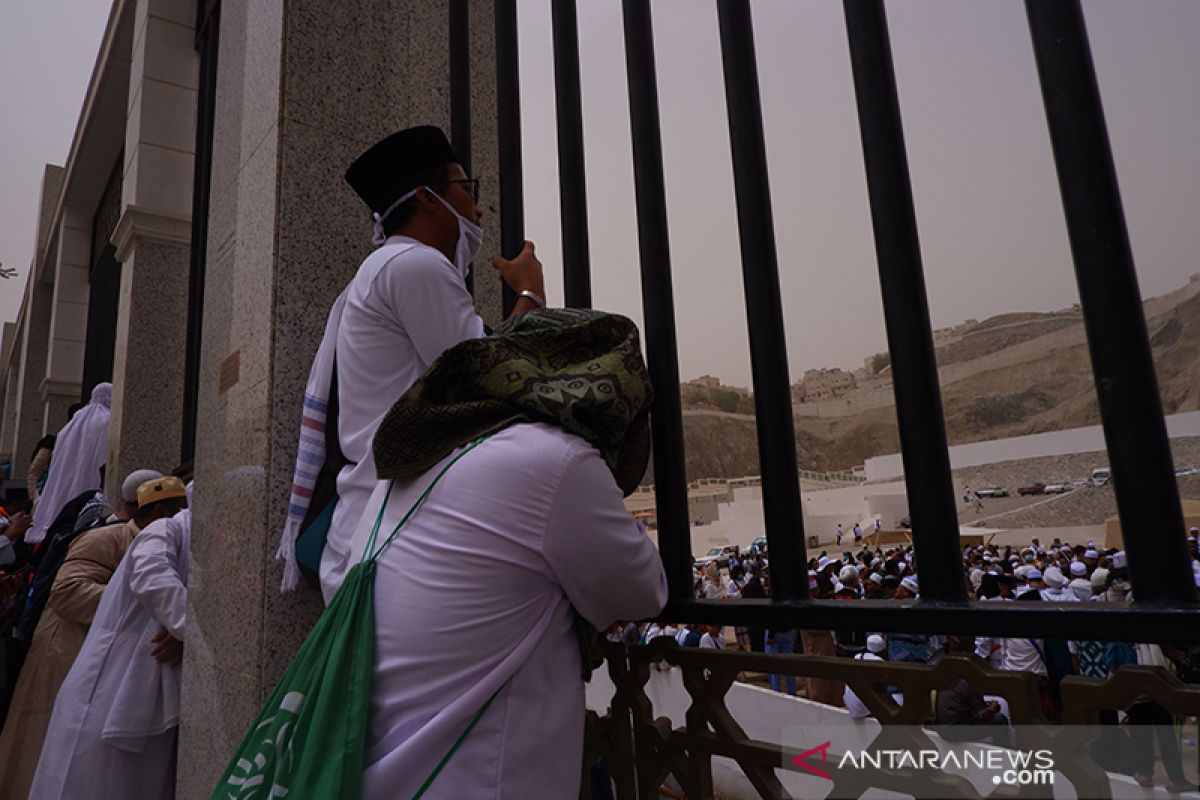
[27,382,112,544]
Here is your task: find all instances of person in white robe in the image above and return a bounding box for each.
[27,383,112,545]
[844,635,905,719]
[338,308,667,798]
[28,491,191,800]
[274,126,547,600]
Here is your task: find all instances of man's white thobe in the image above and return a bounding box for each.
[321,237,485,603]
[29,510,190,800]
[338,422,668,799]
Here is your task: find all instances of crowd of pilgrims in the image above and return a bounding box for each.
[606,534,1200,792]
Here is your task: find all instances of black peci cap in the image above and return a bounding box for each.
[344,126,461,215]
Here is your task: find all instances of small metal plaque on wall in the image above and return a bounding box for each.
[218,350,240,395]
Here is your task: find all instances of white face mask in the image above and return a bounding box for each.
[371,186,482,280]
[428,190,483,279]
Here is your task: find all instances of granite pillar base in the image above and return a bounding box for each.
[106,238,190,499]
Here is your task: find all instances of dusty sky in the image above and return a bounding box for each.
[3,0,1198,390]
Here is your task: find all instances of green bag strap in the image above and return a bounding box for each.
[360,436,492,564]
[411,682,506,799]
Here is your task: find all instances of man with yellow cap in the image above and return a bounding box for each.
[30,480,193,800]
[0,476,186,800]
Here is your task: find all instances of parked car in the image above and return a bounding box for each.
[1044,481,1073,494]
[1091,467,1111,487]
[1176,466,1198,477]
[1018,482,1046,496]
[694,545,738,569]
[1071,478,1090,488]
[975,485,1009,498]
[748,536,768,554]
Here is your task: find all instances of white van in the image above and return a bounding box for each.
[1091,467,1111,487]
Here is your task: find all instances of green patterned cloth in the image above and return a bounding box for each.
[373,308,653,496]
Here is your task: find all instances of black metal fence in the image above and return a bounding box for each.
[179,0,221,475]
[476,0,1197,644]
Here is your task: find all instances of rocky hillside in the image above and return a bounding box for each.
[655,281,1200,482]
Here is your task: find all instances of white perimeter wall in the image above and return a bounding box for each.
[865,411,1200,481]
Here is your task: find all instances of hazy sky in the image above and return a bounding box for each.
[3,1,1198,390]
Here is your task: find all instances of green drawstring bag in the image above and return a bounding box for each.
[212,438,489,799]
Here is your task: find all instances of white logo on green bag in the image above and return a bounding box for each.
[225,691,305,798]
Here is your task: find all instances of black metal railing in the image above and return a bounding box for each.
[81,158,124,401]
[488,0,1199,644]
[179,0,221,475]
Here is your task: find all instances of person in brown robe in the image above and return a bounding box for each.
[800,574,845,706]
[800,628,845,706]
[0,477,186,800]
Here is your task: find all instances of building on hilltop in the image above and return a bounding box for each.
[796,367,857,403]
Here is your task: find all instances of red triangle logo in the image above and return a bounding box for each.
[791,740,833,780]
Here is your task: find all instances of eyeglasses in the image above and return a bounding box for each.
[445,177,480,202]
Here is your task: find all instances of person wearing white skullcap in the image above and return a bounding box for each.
[1039,566,1079,603]
[1067,562,1092,602]
[897,575,919,599]
[843,635,904,719]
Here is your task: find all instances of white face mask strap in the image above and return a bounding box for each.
[371,188,420,245]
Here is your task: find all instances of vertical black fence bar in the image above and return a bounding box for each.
[495,0,522,316]
[621,0,694,602]
[843,0,966,602]
[714,0,806,602]
[551,0,592,309]
[1026,0,1195,606]
[449,0,472,295]
[449,0,472,176]
[180,1,220,471]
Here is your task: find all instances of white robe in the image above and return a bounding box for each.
[321,236,486,603]
[337,422,667,799]
[29,510,190,800]
[27,382,111,544]
[843,653,904,719]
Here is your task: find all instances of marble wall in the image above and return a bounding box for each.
[0,323,24,461]
[40,205,92,432]
[106,0,198,500]
[11,278,53,463]
[178,1,505,795]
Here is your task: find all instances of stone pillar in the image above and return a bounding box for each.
[106,0,198,496]
[0,323,22,464]
[178,1,502,796]
[40,206,93,431]
[12,275,55,466]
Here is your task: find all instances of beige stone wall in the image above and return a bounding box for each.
[105,0,198,498]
